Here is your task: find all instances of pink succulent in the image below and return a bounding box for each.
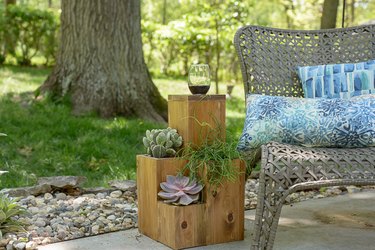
[158,175,203,205]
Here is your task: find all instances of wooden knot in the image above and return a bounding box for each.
[181,221,188,229]
[227,212,234,223]
[211,190,217,197]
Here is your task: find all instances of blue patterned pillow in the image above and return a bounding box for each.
[237,94,375,151]
[297,59,375,99]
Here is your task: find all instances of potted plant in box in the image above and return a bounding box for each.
[143,127,205,205]
[137,128,245,249]
[180,136,243,192]
[137,127,191,242]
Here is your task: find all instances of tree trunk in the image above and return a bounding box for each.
[5,0,16,6]
[321,0,339,29]
[282,0,295,29]
[162,0,167,24]
[350,0,355,26]
[40,0,167,122]
[214,18,220,95]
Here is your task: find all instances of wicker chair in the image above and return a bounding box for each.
[234,24,375,250]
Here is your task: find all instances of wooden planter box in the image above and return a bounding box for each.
[137,155,245,249]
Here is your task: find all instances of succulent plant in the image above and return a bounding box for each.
[143,127,183,158]
[158,175,203,205]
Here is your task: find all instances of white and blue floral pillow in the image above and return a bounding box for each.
[237,94,375,151]
[297,59,375,99]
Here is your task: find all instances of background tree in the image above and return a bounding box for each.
[40,0,167,122]
[281,0,296,29]
[1,0,16,63]
[321,0,339,28]
[198,0,248,94]
[1,0,375,93]
[5,0,16,6]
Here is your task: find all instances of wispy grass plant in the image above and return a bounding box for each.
[180,137,242,190]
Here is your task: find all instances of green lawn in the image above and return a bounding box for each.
[0,65,245,188]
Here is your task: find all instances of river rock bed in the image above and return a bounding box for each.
[1,189,138,250]
[0,178,372,250]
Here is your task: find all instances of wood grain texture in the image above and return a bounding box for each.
[204,159,245,244]
[136,156,187,239]
[158,202,206,249]
[137,156,245,249]
[41,0,167,121]
[168,95,226,148]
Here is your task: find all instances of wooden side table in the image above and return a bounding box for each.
[168,95,226,148]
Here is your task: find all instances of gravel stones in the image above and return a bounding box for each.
[5,188,137,250]
[43,193,53,200]
[96,192,106,199]
[346,185,362,194]
[108,180,136,192]
[34,219,46,228]
[4,176,373,250]
[109,190,122,198]
[0,184,52,197]
[14,242,26,250]
[55,193,67,201]
[25,241,37,250]
[37,176,87,189]
[244,177,369,210]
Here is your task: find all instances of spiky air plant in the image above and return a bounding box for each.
[158,175,203,205]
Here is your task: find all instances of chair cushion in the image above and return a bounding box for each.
[237,94,375,151]
[297,59,375,99]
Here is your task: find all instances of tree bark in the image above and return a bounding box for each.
[350,0,355,26]
[162,0,167,24]
[5,0,16,6]
[282,0,295,29]
[214,18,220,95]
[321,0,339,29]
[40,0,167,122]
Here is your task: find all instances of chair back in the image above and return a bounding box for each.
[234,25,375,98]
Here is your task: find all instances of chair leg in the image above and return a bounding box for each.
[249,142,375,249]
[251,167,285,250]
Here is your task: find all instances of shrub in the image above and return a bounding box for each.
[4,5,58,66]
[40,10,60,66]
[0,6,6,65]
